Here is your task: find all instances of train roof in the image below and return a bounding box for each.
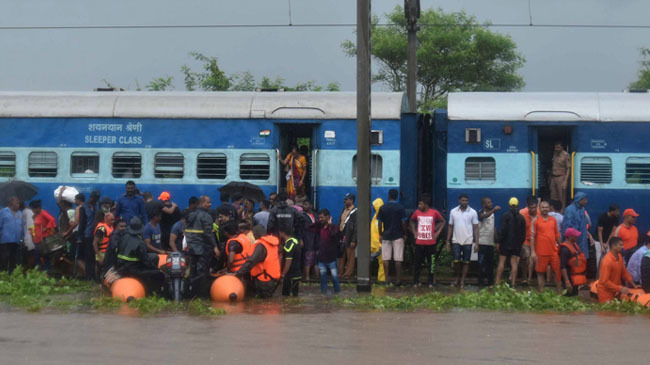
[0,91,407,120]
[448,92,650,122]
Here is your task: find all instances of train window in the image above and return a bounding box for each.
[625,157,650,184]
[71,152,99,177]
[352,154,383,184]
[154,153,184,179]
[28,151,57,178]
[112,152,142,178]
[465,128,481,144]
[240,153,270,180]
[0,152,16,177]
[465,157,496,182]
[580,157,611,184]
[197,153,227,179]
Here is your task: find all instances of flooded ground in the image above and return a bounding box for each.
[1,282,649,364]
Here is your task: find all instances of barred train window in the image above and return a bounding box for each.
[580,157,611,184]
[112,152,142,178]
[0,152,16,177]
[155,153,184,179]
[240,153,270,180]
[71,152,99,176]
[352,154,383,184]
[28,151,57,177]
[465,157,496,182]
[197,153,227,179]
[625,157,650,184]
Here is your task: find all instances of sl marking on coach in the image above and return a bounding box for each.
[483,138,501,151]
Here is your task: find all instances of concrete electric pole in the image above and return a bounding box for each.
[405,0,420,113]
[356,0,372,293]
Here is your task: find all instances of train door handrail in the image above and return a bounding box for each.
[530,151,536,196]
[276,148,281,194]
[312,149,318,209]
[571,151,576,199]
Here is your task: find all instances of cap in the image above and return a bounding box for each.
[344,193,356,201]
[158,191,171,201]
[564,228,581,238]
[128,217,144,235]
[623,208,639,217]
[508,197,519,206]
[100,196,113,205]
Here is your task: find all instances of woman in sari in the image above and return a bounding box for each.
[279,146,307,200]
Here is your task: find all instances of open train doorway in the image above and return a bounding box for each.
[276,124,318,205]
[533,126,573,209]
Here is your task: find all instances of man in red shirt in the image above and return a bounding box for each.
[29,200,57,270]
[597,237,639,303]
[410,194,445,287]
[613,209,639,264]
[530,201,561,293]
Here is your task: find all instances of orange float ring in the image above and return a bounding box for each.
[210,275,245,302]
[111,277,146,302]
[158,254,168,268]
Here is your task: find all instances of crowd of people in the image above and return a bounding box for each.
[1,177,649,303]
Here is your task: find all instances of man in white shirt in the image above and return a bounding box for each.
[446,193,479,289]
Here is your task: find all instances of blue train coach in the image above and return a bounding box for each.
[433,91,650,234]
[0,91,418,217]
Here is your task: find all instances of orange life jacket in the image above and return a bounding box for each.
[561,240,587,286]
[226,233,253,272]
[94,222,113,253]
[251,235,281,282]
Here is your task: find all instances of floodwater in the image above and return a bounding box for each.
[1,285,649,364]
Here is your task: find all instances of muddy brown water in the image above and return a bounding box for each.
[1,284,649,364]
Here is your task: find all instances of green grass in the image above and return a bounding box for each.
[335,284,650,314]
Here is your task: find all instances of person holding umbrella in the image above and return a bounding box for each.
[0,197,23,272]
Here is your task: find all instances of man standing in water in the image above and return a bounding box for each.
[446,193,479,289]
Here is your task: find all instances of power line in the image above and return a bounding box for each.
[2,22,650,30]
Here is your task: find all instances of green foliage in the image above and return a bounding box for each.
[187,299,226,317]
[146,76,174,91]
[0,268,92,312]
[230,71,257,91]
[342,6,525,111]
[126,295,178,315]
[629,47,650,90]
[181,52,231,91]
[336,284,650,314]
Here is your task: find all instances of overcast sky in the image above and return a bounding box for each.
[1,0,649,92]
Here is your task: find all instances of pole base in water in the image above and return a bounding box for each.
[356,277,371,293]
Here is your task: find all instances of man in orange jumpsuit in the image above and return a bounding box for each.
[597,237,639,303]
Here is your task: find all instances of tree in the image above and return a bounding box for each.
[342,6,525,110]
[230,71,256,91]
[629,48,650,90]
[146,76,174,91]
[181,52,231,91]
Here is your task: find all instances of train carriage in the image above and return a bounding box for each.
[434,92,650,235]
[0,91,417,218]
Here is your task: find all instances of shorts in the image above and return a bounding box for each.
[520,245,531,260]
[499,246,521,258]
[452,243,472,263]
[382,238,404,262]
[303,250,316,267]
[536,255,561,282]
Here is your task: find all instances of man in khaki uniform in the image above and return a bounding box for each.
[550,142,571,210]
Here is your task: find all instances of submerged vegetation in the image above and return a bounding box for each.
[0,270,648,316]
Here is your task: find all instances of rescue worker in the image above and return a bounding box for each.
[115,217,164,295]
[279,227,302,297]
[559,227,587,296]
[92,212,115,268]
[597,237,639,303]
[234,225,281,298]
[223,221,253,273]
[100,219,127,280]
[267,192,304,243]
[185,195,220,297]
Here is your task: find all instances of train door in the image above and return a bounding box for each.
[531,126,573,205]
[276,124,318,204]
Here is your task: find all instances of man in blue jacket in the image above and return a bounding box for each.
[115,181,147,225]
[561,192,591,259]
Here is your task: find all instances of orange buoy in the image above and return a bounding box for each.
[589,280,599,299]
[111,278,146,302]
[158,254,168,268]
[635,293,650,307]
[210,275,245,302]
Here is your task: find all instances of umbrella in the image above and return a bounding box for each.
[0,180,39,205]
[218,181,267,203]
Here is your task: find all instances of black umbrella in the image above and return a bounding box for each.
[218,181,267,203]
[0,180,39,205]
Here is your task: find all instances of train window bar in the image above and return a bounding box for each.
[0,151,16,178]
[71,152,99,177]
[580,157,611,185]
[112,152,142,179]
[625,157,650,184]
[352,154,383,184]
[240,153,270,180]
[28,151,57,178]
[154,152,184,179]
[465,157,495,183]
[197,153,227,180]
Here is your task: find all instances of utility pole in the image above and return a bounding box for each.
[356,0,371,293]
[405,0,420,113]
